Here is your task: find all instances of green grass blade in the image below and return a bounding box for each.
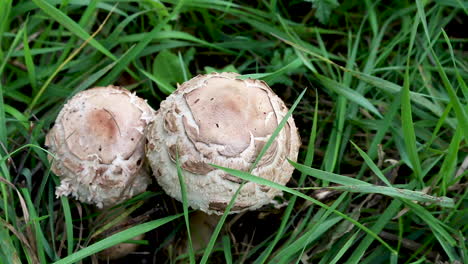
[401,17,423,183]
[200,88,306,263]
[0,21,25,76]
[222,235,233,264]
[0,84,6,152]
[210,164,397,255]
[22,28,37,92]
[315,73,382,118]
[59,197,73,256]
[251,88,306,171]
[0,219,21,264]
[431,38,468,143]
[256,89,319,264]
[350,141,392,186]
[175,149,195,264]
[290,161,454,207]
[274,217,342,263]
[328,185,453,207]
[345,200,401,264]
[328,232,359,264]
[291,161,372,186]
[199,183,244,264]
[139,68,175,95]
[20,188,47,264]
[53,214,182,264]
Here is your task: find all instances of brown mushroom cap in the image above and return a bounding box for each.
[46,86,154,208]
[146,72,301,214]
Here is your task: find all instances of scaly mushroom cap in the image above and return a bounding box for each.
[146,72,300,214]
[46,86,154,208]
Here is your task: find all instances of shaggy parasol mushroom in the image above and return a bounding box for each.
[146,72,301,215]
[46,86,154,208]
[46,86,155,259]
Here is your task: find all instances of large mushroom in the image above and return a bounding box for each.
[146,72,301,215]
[46,86,154,208]
[46,86,155,259]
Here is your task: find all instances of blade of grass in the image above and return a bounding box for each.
[53,213,183,264]
[0,0,12,56]
[139,68,175,94]
[315,73,382,118]
[404,202,459,261]
[0,84,6,153]
[275,217,342,263]
[60,197,73,256]
[222,235,233,264]
[0,223,21,264]
[326,185,453,207]
[90,201,145,240]
[251,88,307,171]
[0,83,9,224]
[350,141,392,186]
[175,148,195,264]
[0,21,25,78]
[20,188,47,264]
[210,165,397,255]
[256,89,318,264]
[431,33,468,142]
[401,15,423,183]
[290,161,453,207]
[199,182,244,264]
[345,200,401,264]
[328,232,359,264]
[22,27,37,92]
[436,127,463,194]
[288,193,349,263]
[200,88,307,263]
[240,57,303,82]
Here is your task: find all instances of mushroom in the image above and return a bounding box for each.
[46,86,154,208]
[146,72,301,215]
[46,86,155,259]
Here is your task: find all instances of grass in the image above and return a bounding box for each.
[1,0,467,263]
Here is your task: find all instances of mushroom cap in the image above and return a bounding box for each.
[46,86,154,208]
[146,72,300,214]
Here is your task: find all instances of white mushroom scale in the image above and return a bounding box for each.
[46,86,155,208]
[146,72,301,214]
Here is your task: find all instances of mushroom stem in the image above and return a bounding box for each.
[189,211,220,252]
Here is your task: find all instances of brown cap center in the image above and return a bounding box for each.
[183,77,277,157]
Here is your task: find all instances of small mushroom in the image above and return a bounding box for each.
[45,86,155,208]
[146,72,301,214]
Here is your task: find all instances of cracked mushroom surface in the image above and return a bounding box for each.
[146,72,301,214]
[46,86,154,208]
